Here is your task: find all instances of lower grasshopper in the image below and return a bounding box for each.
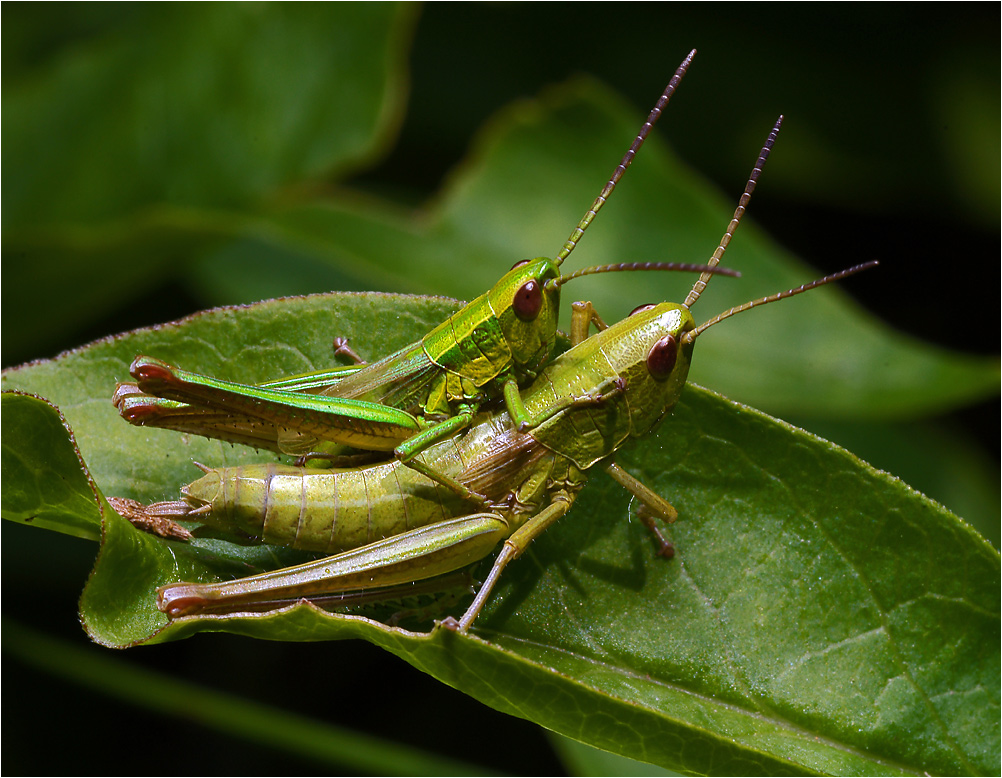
[122,117,876,631]
[112,50,734,506]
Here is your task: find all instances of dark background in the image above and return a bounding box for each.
[3,4,998,774]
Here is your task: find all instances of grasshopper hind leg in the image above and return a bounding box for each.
[157,512,511,619]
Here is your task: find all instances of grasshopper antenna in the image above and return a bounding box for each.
[554,48,696,266]
[684,115,783,309]
[683,261,879,344]
[549,261,740,290]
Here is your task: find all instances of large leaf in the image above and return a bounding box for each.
[3,294,997,775]
[1,393,103,542]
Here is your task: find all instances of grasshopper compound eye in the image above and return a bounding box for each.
[646,334,678,380]
[629,303,657,317]
[513,279,544,321]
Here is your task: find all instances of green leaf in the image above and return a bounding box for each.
[4,4,409,228]
[3,293,997,775]
[2,3,414,357]
[0,393,103,541]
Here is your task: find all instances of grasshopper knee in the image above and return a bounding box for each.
[157,583,213,617]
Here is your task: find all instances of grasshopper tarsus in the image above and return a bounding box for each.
[606,376,627,397]
[637,501,676,559]
[107,496,194,542]
[331,337,366,365]
[582,375,627,406]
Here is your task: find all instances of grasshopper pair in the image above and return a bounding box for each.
[112,50,737,512]
[113,84,875,631]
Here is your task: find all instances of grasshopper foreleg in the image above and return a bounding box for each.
[541,302,610,379]
[604,461,676,558]
[506,374,627,433]
[569,300,612,346]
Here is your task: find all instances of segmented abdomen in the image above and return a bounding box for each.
[183,460,466,554]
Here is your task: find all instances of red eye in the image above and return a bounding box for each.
[647,335,678,380]
[629,303,656,317]
[510,259,531,270]
[514,279,543,321]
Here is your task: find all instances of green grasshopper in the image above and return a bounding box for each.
[119,116,876,632]
[112,50,736,506]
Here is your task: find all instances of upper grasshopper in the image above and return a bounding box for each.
[112,50,737,507]
[117,116,875,632]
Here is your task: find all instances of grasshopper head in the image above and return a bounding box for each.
[490,257,562,373]
[600,301,697,438]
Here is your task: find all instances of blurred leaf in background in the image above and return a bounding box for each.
[3,3,998,775]
[3,3,410,358]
